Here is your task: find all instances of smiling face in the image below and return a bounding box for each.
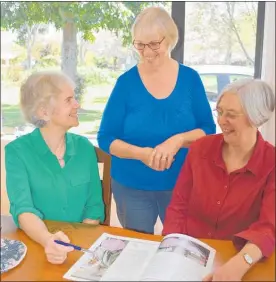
[216,91,255,145]
[133,30,170,68]
[51,83,80,130]
[131,7,178,68]
[40,83,80,131]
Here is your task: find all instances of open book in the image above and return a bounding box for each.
[64,233,216,281]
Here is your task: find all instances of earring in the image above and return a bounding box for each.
[31,116,48,128]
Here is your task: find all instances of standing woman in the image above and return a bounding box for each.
[97,7,216,234]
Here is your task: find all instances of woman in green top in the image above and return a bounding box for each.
[5,71,105,264]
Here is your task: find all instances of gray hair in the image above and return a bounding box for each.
[20,71,75,127]
[219,78,275,127]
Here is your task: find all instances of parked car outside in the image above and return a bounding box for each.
[192,64,254,101]
[192,65,254,133]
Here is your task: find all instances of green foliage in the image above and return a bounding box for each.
[37,55,59,68]
[15,24,48,47]
[0,1,170,48]
[93,56,112,69]
[3,66,35,85]
[4,66,24,82]
[35,43,60,67]
[78,67,118,85]
[184,2,257,66]
[1,1,154,102]
[9,52,27,66]
[1,1,148,46]
[2,104,25,127]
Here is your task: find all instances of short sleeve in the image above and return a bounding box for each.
[5,145,44,227]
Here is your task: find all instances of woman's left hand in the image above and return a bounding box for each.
[203,256,248,281]
[149,135,183,171]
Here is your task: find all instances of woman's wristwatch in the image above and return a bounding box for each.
[243,253,254,265]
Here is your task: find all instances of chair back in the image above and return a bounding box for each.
[95,146,111,226]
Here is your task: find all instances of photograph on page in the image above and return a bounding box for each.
[140,234,215,281]
[63,233,160,281]
[158,236,210,267]
[64,235,129,281]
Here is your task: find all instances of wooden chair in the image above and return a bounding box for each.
[95,146,112,226]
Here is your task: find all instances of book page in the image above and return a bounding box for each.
[63,233,160,281]
[140,233,216,281]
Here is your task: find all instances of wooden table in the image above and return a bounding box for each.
[1,220,275,281]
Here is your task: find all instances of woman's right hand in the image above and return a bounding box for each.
[44,231,74,264]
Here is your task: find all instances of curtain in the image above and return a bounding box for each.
[260,2,275,146]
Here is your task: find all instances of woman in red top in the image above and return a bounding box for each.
[163,79,275,281]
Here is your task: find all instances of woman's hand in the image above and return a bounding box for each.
[44,231,74,264]
[149,135,183,171]
[83,219,100,225]
[203,256,249,281]
[138,147,156,168]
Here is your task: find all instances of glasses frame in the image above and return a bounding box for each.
[213,108,244,120]
[132,37,165,51]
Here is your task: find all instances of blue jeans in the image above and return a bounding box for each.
[112,179,172,234]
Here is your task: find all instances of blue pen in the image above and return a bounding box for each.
[54,240,95,255]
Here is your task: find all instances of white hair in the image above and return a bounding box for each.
[131,6,179,51]
[20,71,75,127]
[219,78,275,127]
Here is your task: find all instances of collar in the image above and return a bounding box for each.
[31,128,75,156]
[205,131,266,176]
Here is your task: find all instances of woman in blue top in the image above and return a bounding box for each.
[97,6,216,234]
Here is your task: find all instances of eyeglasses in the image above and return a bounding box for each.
[213,108,244,120]
[133,37,165,51]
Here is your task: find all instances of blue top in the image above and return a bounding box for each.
[97,63,216,191]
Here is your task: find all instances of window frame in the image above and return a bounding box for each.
[171,1,265,79]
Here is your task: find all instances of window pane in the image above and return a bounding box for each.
[184,1,258,133]
[199,75,218,101]
[229,74,252,83]
[1,2,171,139]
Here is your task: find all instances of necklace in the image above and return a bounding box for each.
[54,139,66,168]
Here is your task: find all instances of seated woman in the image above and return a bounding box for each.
[5,71,105,264]
[163,79,275,281]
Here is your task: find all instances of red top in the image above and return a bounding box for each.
[163,132,275,257]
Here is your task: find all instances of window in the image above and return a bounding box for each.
[229,74,252,83]
[183,2,259,133]
[1,2,171,139]
[198,74,218,101]
[1,2,263,137]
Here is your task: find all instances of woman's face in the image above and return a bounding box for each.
[133,29,170,68]
[45,83,80,130]
[216,92,254,145]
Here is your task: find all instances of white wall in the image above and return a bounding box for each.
[260,2,275,146]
